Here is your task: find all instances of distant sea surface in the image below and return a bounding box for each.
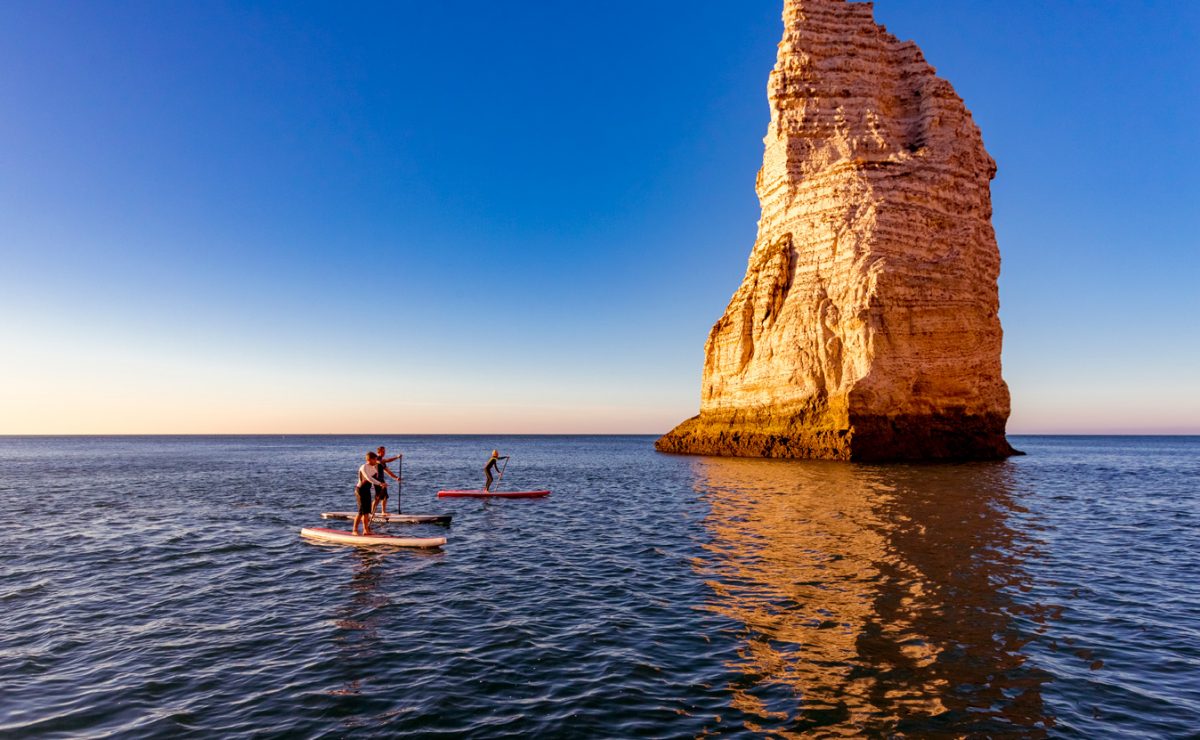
[1,435,1198,738]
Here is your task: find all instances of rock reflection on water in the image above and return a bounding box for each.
[692,457,1053,736]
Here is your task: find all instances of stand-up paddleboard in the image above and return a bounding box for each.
[300,527,446,548]
[437,490,550,499]
[320,512,452,524]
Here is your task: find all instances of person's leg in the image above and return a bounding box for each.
[484,469,493,491]
[356,483,372,533]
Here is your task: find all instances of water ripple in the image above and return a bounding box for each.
[0,435,1197,736]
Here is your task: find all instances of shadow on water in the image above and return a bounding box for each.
[324,550,395,704]
[691,457,1055,737]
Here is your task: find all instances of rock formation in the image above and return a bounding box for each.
[657,0,1017,461]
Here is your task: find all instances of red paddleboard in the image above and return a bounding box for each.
[437,490,550,499]
[300,527,446,548]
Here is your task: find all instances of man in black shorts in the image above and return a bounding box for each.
[355,452,384,535]
[372,446,402,515]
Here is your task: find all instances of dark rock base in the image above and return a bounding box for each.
[655,410,1019,462]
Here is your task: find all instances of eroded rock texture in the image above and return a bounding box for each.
[657,0,1016,461]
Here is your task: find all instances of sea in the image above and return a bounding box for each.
[1,435,1197,738]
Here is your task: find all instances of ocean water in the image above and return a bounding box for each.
[1,435,1197,738]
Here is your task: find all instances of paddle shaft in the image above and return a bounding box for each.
[498,456,509,483]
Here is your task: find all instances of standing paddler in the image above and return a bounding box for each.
[483,450,510,492]
[354,452,385,536]
[372,445,402,515]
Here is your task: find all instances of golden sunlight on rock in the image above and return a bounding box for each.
[659,0,1016,460]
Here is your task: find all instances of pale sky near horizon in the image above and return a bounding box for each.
[1,1,1197,435]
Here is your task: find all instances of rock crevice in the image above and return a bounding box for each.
[657,0,1016,461]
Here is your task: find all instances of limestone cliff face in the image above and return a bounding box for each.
[657,0,1016,461]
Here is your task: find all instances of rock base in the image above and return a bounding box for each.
[655,410,1019,462]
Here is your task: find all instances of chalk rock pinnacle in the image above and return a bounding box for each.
[657,0,1016,461]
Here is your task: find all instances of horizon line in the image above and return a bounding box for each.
[1,432,1198,438]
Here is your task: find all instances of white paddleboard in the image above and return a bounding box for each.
[300,527,446,548]
[320,512,452,524]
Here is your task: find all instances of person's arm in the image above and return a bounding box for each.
[360,466,384,487]
[384,465,400,481]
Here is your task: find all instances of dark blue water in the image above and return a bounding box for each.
[1,435,1197,737]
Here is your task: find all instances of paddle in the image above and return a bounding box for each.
[397,454,403,514]
[497,455,509,487]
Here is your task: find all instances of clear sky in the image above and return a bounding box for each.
[1,1,1197,435]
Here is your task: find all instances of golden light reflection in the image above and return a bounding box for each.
[691,457,1051,736]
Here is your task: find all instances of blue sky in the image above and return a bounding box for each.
[1,1,1197,434]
